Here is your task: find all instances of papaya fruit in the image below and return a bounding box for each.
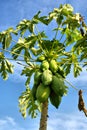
[51,75,67,96]
[49,59,58,72]
[41,70,52,85]
[40,60,49,71]
[31,84,37,100]
[34,70,42,85]
[50,91,62,108]
[37,55,45,61]
[31,47,41,56]
[36,83,50,102]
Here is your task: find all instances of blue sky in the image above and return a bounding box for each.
[0,0,87,130]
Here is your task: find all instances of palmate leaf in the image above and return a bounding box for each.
[39,39,64,53]
[61,54,72,76]
[33,11,50,25]
[61,4,73,15]
[19,87,40,118]
[5,27,18,35]
[11,37,30,59]
[62,27,82,45]
[62,15,81,29]
[0,61,8,80]
[24,48,30,63]
[63,63,71,76]
[11,32,47,60]
[0,34,3,44]
[0,27,17,49]
[74,38,86,49]
[5,34,12,48]
[0,52,4,61]
[1,33,12,49]
[80,48,87,61]
[11,44,24,59]
[21,64,38,86]
[71,54,82,77]
[62,53,82,77]
[49,4,73,26]
[16,19,35,35]
[0,59,14,80]
[73,64,82,77]
[16,14,48,36]
[49,8,64,25]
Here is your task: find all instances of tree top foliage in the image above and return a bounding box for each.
[0,4,87,118]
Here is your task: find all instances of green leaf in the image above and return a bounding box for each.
[5,60,14,74]
[0,33,4,42]
[62,28,82,45]
[21,65,37,86]
[63,63,71,76]
[50,91,62,108]
[0,59,14,80]
[61,4,73,16]
[56,14,64,25]
[24,49,30,63]
[73,64,82,77]
[0,28,17,49]
[33,11,49,25]
[5,34,12,48]
[19,87,40,118]
[11,38,27,59]
[0,52,4,61]
[11,45,23,59]
[0,3,86,119]
[80,53,87,61]
[49,8,64,25]
[0,61,8,80]
[74,39,84,48]
[40,39,64,53]
[17,19,36,35]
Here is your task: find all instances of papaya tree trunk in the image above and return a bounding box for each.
[39,99,48,130]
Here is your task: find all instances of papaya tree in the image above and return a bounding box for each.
[0,4,87,130]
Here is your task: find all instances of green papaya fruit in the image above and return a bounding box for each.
[34,70,42,85]
[51,75,66,96]
[50,91,62,108]
[31,84,37,100]
[36,83,50,102]
[42,70,52,85]
[31,47,41,56]
[49,59,58,72]
[40,60,49,71]
[37,55,45,61]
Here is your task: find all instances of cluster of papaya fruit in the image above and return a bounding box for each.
[32,55,68,108]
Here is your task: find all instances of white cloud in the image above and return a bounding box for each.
[0,117,25,130]
[47,112,87,130]
[5,117,16,126]
[0,116,40,130]
[1,112,87,130]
